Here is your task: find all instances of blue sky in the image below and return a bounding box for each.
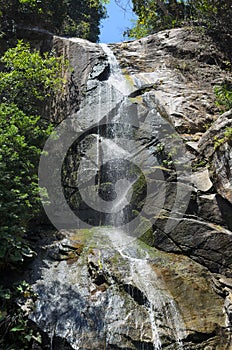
[100,0,137,43]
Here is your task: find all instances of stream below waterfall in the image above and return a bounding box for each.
[30,227,187,349]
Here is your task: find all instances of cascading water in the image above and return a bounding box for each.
[87,48,187,348]
[85,43,187,347]
[100,43,132,96]
[108,230,187,349]
[82,42,138,228]
[31,40,189,349]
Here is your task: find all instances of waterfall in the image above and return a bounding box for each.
[108,229,187,349]
[87,44,187,348]
[32,40,189,350]
[100,43,132,96]
[87,43,136,228]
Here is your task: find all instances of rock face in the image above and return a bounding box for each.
[51,36,109,123]
[108,28,232,275]
[28,229,229,350]
[198,109,232,204]
[111,28,228,134]
[27,27,232,349]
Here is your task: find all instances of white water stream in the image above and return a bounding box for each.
[106,228,187,349]
[100,43,132,96]
[90,45,187,348]
[31,41,188,350]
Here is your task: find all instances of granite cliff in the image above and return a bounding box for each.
[23,27,232,349]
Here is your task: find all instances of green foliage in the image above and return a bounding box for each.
[128,18,153,39]
[214,127,232,150]
[0,40,65,115]
[192,158,207,171]
[62,0,107,42]
[128,0,232,41]
[128,0,191,38]
[0,41,64,267]
[0,0,67,33]
[0,103,50,266]
[0,281,42,349]
[193,0,232,35]
[225,127,232,141]
[214,81,232,111]
[131,174,147,211]
[155,141,175,169]
[0,41,65,349]
[0,0,107,42]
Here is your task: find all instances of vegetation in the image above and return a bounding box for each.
[0,41,65,268]
[214,127,232,150]
[214,81,232,111]
[0,41,65,348]
[127,0,190,38]
[126,0,232,41]
[0,0,108,343]
[0,281,41,349]
[0,0,108,42]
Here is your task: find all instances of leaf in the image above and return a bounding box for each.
[32,333,42,343]
[10,326,25,332]
[24,334,32,342]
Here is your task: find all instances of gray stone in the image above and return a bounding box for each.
[198,193,223,224]
[198,109,232,204]
[154,217,232,274]
[27,229,229,349]
[197,193,232,230]
[191,169,213,192]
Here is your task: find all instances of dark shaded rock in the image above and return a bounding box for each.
[51,36,108,123]
[154,217,232,274]
[197,194,232,230]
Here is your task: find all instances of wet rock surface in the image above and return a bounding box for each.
[108,27,232,287]
[25,27,232,348]
[28,229,230,350]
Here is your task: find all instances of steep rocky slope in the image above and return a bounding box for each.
[109,28,232,274]
[23,27,232,349]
